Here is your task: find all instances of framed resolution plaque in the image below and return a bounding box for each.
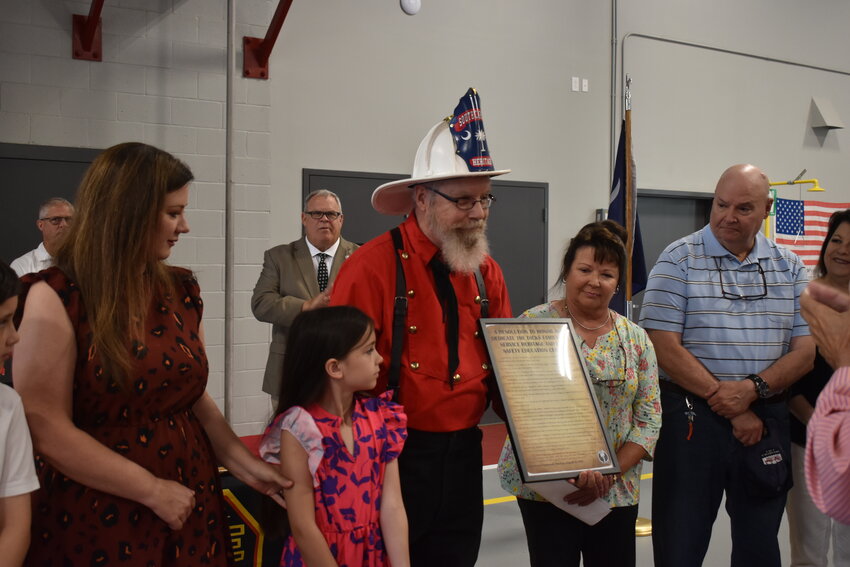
[481,318,620,483]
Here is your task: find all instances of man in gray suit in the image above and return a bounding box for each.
[251,189,359,398]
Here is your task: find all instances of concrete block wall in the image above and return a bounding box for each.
[1,0,276,434]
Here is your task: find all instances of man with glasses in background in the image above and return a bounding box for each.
[251,189,358,400]
[641,163,815,567]
[11,197,74,276]
[330,89,512,566]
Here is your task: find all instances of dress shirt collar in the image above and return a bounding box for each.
[306,237,340,259]
[405,214,441,265]
[35,241,52,262]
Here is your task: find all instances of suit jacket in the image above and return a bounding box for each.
[251,236,359,397]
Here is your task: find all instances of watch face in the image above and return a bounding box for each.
[755,376,769,397]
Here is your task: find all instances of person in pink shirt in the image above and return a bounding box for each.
[802,279,850,524]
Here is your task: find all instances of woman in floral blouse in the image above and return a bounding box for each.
[498,220,661,567]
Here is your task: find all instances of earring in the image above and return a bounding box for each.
[616,285,620,293]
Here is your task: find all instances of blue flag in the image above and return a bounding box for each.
[607,119,647,316]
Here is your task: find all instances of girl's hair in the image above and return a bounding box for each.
[0,261,20,304]
[273,305,374,418]
[557,220,627,286]
[816,209,850,278]
[55,142,193,383]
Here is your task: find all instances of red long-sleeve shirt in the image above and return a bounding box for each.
[330,215,511,432]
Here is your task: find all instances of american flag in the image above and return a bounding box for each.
[775,198,850,267]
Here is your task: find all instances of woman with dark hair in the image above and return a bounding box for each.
[13,142,287,566]
[0,260,38,567]
[497,220,660,567]
[786,209,850,566]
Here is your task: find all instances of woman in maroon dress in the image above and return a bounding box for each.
[13,142,287,566]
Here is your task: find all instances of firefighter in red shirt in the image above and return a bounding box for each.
[331,89,512,566]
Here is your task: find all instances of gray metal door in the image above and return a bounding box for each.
[303,169,548,316]
[631,190,713,321]
[0,143,101,264]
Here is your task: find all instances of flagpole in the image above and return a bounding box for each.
[622,76,652,540]
[624,76,634,303]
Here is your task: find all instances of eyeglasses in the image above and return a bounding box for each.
[424,185,496,211]
[591,322,627,386]
[304,211,342,220]
[39,216,73,226]
[713,258,767,300]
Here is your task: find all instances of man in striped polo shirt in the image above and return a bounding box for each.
[641,164,815,567]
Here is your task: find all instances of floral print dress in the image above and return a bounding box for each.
[260,392,407,567]
[498,301,661,507]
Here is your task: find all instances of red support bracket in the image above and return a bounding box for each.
[72,0,105,61]
[243,0,294,80]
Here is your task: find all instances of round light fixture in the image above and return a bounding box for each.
[400,0,420,15]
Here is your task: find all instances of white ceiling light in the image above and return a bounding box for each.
[400,0,420,15]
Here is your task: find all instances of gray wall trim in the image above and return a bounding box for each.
[638,188,714,200]
[0,143,101,163]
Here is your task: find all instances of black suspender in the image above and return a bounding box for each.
[474,266,489,319]
[388,227,408,395]
[386,225,489,397]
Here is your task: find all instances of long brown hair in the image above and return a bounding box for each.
[55,143,193,383]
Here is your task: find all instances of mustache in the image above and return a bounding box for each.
[450,220,486,232]
[449,223,485,245]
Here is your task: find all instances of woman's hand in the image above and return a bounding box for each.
[143,478,196,530]
[232,457,290,509]
[190,392,292,508]
[565,470,614,506]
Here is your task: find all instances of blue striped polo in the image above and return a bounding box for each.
[640,225,809,381]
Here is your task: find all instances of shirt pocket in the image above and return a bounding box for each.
[766,289,795,333]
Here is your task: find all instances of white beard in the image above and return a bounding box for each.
[427,212,490,273]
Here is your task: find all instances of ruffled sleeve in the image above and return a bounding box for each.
[171,267,203,320]
[259,406,324,487]
[14,267,81,329]
[361,391,408,463]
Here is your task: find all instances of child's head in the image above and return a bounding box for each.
[276,305,377,413]
[0,261,21,362]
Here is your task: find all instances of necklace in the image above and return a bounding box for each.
[564,303,611,331]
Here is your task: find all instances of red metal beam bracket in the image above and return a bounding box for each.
[243,0,294,80]
[72,0,105,61]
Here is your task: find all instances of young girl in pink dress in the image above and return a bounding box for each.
[260,306,410,567]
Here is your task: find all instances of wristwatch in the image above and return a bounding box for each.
[746,374,770,399]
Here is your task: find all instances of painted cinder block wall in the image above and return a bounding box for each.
[4,0,850,433]
[0,0,276,435]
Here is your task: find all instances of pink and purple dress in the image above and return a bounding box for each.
[260,392,407,567]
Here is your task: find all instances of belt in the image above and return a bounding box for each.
[406,426,480,439]
[659,379,787,405]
